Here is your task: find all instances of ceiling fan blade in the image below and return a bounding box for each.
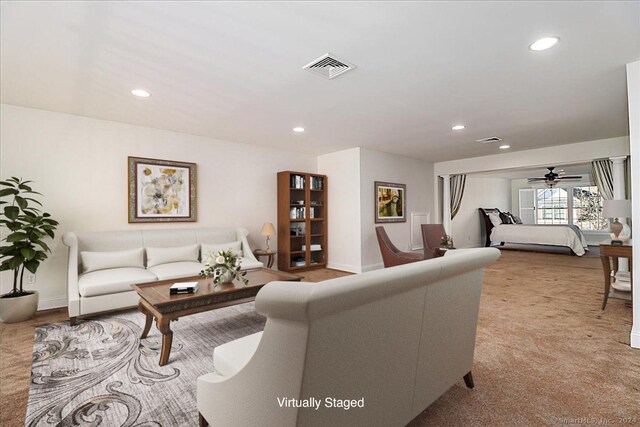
[527,178,547,182]
[557,176,582,180]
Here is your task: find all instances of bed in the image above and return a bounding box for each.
[479,208,588,256]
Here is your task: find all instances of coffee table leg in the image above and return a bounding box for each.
[157,315,173,366]
[139,301,153,339]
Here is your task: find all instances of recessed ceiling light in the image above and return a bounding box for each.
[499,144,511,150]
[529,37,560,51]
[293,127,305,133]
[451,125,465,131]
[131,89,151,98]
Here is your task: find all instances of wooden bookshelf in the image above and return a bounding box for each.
[277,171,328,271]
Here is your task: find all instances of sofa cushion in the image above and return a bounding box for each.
[78,268,157,297]
[214,332,263,376]
[147,261,204,281]
[80,248,145,273]
[238,257,263,271]
[146,244,200,268]
[201,241,242,260]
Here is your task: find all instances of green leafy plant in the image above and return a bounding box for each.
[0,177,58,297]
[200,249,248,286]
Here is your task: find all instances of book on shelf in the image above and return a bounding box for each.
[290,206,306,219]
[310,176,324,190]
[290,174,305,189]
[169,281,198,295]
[302,244,322,251]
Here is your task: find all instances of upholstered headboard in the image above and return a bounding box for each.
[478,208,502,247]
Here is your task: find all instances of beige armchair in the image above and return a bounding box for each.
[197,248,501,427]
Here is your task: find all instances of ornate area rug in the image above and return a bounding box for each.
[26,303,265,426]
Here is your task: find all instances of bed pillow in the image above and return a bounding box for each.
[146,244,200,268]
[499,212,513,224]
[81,248,145,273]
[201,241,243,260]
[512,214,523,224]
[488,212,503,228]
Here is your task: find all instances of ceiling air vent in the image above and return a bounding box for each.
[303,53,356,80]
[475,137,503,144]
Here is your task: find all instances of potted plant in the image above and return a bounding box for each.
[201,249,248,286]
[0,177,58,323]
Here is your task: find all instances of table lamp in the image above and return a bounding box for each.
[261,223,276,251]
[602,199,631,244]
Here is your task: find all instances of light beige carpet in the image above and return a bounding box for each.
[409,250,639,426]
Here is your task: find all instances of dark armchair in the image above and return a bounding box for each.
[421,224,447,259]
[375,226,423,268]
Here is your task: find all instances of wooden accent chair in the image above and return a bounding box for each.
[375,226,423,268]
[421,224,447,259]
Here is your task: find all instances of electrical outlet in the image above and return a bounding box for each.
[27,273,36,284]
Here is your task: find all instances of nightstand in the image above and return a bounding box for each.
[253,249,277,268]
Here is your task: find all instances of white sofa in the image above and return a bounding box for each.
[197,247,500,427]
[62,227,263,324]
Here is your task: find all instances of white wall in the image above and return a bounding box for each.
[359,148,434,271]
[0,104,317,309]
[451,176,511,248]
[317,148,362,273]
[627,61,640,349]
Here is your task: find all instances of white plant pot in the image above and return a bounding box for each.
[220,270,234,284]
[0,291,39,323]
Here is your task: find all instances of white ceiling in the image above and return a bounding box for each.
[1,2,638,162]
[471,164,592,180]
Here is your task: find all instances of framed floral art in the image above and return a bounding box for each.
[128,156,197,223]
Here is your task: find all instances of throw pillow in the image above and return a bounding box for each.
[146,244,200,267]
[201,241,243,260]
[512,215,523,224]
[499,212,513,224]
[488,212,503,227]
[81,248,145,273]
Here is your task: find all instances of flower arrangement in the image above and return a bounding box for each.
[440,235,454,248]
[200,249,248,285]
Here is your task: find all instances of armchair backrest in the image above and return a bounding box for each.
[421,223,447,259]
[375,226,421,267]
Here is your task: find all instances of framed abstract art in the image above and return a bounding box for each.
[375,181,406,223]
[128,156,197,223]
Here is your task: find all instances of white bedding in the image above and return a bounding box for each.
[490,224,588,256]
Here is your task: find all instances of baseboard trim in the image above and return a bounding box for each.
[326,262,361,274]
[38,297,67,311]
[631,330,640,349]
[361,262,383,273]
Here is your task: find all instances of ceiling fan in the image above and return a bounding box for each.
[527,167,582,188]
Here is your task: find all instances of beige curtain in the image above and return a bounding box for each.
[591,159,614,200]
[450,174,466,220]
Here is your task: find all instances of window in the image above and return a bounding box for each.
[572,186,608,231]
[534,185,607,231]
[536,188,568,225]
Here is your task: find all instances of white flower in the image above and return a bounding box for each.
[216,255,226,265]
[234,258,241,267]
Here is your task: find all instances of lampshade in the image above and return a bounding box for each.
[602,199,631,219]
[261,222,276,236]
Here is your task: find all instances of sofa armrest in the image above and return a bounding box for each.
[236,228,260,262]
[62,232,81,318]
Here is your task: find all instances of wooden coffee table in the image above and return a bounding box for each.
[131,268,301,366]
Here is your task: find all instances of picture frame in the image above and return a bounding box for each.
[375,181,406,223]
[128,156,197,223]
